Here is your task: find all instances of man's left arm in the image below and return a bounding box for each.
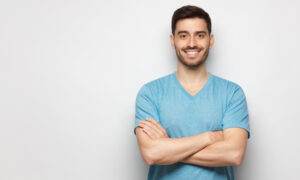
[183,84,250,167]
[180,127,248,167]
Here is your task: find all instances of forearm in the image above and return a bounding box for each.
[150,134,210,165]
[181,140,239,167]
[181,128,248,167]
[136,128,212,165]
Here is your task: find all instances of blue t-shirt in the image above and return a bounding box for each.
[134,71,250,180]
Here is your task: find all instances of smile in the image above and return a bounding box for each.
[184,50,201,57]
[186,51,199,54]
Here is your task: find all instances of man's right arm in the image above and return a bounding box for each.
[136,127,222,165]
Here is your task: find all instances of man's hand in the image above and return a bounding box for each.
[138,117,169,139]
[207,130,224,143]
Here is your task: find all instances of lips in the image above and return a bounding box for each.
[184,50,201,57]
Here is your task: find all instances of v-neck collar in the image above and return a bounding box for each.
[172,71,213,98]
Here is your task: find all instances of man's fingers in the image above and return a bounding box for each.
[138,117,169,138]
[146,118,162,130]
[210,130,224,142]
[143,119,165,137]
[140,120,162,136]
[142,127,159,138]
[139,123,157,138]
[146,117,168,137]
[138,120,161,138]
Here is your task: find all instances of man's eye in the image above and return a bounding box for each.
[180,34,186,38]
[198,34,204,38]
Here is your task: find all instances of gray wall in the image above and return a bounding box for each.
[1,0,299,179]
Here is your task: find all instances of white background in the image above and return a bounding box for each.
[1,0,300,179]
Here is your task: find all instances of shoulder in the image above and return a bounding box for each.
[139,72,173,93]
[211,73,244,93]
[210,73,248,104]
[136,72,174,101]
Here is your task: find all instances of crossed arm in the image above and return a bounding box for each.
[136,117,248,167]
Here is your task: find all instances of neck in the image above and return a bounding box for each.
[176,62,209,86]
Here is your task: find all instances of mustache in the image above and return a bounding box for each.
[182,46,203,51]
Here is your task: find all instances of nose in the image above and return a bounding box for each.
[188,36,196,48]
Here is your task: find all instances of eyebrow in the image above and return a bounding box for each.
[177,31,207,35]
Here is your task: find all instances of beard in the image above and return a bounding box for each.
[174,44,210,69]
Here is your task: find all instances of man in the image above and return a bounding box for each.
[134,5,250,180]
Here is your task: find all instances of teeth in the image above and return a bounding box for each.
[186,51,198,54]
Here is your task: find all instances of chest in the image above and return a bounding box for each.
[158,96,224,137]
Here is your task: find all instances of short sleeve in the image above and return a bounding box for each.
[134,85,160,135]
[222,85,250,138]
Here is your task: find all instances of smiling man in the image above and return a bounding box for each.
[134,5,250,180]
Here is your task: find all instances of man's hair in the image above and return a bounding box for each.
[171,5,212,35]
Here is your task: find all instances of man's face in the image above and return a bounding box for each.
[170,18,214,68]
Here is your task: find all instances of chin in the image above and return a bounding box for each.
[185,59,203,64]
[181,58,206,68]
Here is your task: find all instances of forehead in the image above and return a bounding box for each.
[175,18,208,34]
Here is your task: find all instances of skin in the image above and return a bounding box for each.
[136,17,248,167]
[170,18,214,95]
[170,18,214,70]
[138,118,247,167]
[136,122,224,165]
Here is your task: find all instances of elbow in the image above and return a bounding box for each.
[232,157,243,167]
[143,149,155,166]
[143,146,170,166]
[231,150,245,166]
[142,148,158,166]
[145,158,155,166]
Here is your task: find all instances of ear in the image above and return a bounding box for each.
[170,34,175,49]
[209,34,215,49]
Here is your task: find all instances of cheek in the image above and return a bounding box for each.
[174,44,184,52]
[205,39,211,47]
[175,40,186,48]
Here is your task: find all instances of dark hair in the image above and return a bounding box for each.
[171,5,212,35]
